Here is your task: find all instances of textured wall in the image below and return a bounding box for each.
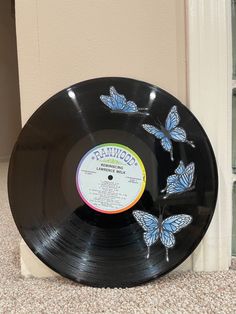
[15,0,186,124]
[0,1,21,159]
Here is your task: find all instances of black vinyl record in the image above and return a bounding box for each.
[8,77,218,288]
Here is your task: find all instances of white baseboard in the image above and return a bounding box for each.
[20,239,58,278]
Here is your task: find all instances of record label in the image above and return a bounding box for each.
[76,143,146,214]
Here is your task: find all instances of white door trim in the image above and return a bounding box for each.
[186,0,232,270]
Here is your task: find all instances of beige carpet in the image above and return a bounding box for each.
[0,162,236,314]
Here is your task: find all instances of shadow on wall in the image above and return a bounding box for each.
[0,0,21,161]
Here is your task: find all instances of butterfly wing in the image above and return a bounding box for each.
[165,106,180,131]
[144,228,160,247]
[162,174,178,193]
[133,210,158,231]
[169,127,186,142]
[100,95,117,110]
[142,124,165,139]
[161,137,172,153]
[100,86,125,111]
[175,161,186,175]
[109,86,127,110]
[165,162,195,195]
[167,174,178,185]
[133,210,159,247]
[160,214,192,248]
[109,87,138,112]
[100,87,138,112]
[160,229,175,248]
[142,124,173,159]
[125,101,138,113]
[165,181,186,195]
[162,215,192,233]
[179,162,195,189]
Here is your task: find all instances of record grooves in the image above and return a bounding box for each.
[8,77,218,287]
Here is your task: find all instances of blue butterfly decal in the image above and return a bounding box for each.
[133,210,192,261]
[100,86,138,113]
[161,161,195,199]
[142,106,195,161]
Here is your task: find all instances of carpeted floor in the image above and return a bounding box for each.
[0,162,236,314]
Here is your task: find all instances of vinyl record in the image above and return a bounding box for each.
[8,77,218,288]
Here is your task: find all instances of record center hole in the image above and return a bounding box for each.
[108,175,113,181]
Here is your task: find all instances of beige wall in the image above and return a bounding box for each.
[15,0,187,276]
[16,0,186,125]
[0,0,21,159]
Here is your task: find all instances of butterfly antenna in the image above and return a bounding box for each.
[165,248,169,262]
[152,117,162,128]
[161,186,166,193]
[138,108,150,116]
[146,247,150,259]
[186,140,195,148]
[161,205,168,216]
